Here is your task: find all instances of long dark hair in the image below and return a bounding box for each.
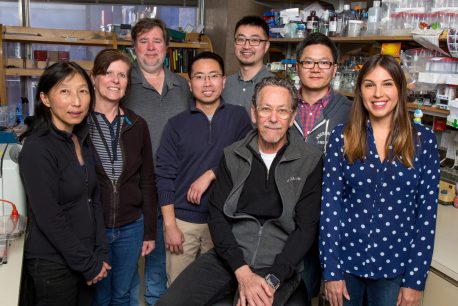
[19,62,95,141]
[343,54,414,168]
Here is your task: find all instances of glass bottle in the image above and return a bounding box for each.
[306,11,319,34]
[329,11,338,36]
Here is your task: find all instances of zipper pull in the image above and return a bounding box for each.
[112,179,117,193]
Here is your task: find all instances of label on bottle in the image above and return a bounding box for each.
[307,21,317,30]
[329,21,337,32]
[337,19,343,33]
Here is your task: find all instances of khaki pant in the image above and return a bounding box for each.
[165,218,213,286]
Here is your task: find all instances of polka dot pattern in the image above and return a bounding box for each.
[319,124,440,290]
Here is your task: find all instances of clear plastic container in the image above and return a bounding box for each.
[411,13,420,29]
[418,13,429,29]
[348,20,364,36]
[452,13,458,29]
[380,0,399,33]
[434,0,446,8]
[400,0,411,9]
[391,12,401,31]
[438,12,445,28]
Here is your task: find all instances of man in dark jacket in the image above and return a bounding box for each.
[293,33,352,303]
[157,77,323,306]
[293,32,352,152]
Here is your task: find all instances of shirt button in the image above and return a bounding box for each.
[309,113,313,116]
[242,88,246,91]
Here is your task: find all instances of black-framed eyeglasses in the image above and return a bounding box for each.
[235,37,268,46]
[190,73,223,82]
[298,60,335,69]
[256,106,293,120]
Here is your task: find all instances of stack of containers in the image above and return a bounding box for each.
[380,0,458,35]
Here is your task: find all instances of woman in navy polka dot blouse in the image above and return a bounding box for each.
[319,55,440,306]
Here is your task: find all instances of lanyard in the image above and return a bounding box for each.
[91,108,122,177]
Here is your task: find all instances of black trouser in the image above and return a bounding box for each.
[25,258,95,306]
[157,249,302,306]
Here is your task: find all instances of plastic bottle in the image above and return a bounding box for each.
[332,70,342,90]
[337,4,353,36]
[15,101,23,125]
[366,0,382,36]
[320,10,330,36]
[296,23,306,38]
[361,10,369,35]
[281,59,300,89]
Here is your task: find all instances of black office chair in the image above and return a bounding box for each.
[212,280,310,306]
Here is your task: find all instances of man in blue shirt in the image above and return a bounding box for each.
[155,51,252,285]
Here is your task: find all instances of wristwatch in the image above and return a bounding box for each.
[265,273,280,290]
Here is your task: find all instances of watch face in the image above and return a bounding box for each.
[265,274,280,290]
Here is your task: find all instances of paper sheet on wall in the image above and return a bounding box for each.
[412,29,450,57]
[440,130,456,159]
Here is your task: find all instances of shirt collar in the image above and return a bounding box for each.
[51,121,88,143]
[130,60,182,91]
[190,97,226,112]
[237,65,270,83]
[298,87,331,107]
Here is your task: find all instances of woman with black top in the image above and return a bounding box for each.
[89,49,156,305]
[19,62,110,306]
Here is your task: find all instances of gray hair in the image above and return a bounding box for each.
[252,76,298,111]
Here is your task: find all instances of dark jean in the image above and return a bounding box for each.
[301,238,321,300]
[93,215,144,306]
[144,215,167,305]
[343,273,403,306]
[26,258,95,306]
[156,249,301,306]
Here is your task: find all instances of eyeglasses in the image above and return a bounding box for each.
[235,37,268,46]
[191,73,222,82]
[297,60,334,69]
[256,106,293,120]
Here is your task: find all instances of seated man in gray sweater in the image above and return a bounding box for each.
[157,77,323,306]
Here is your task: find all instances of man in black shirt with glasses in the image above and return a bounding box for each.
[292,32,352,305]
